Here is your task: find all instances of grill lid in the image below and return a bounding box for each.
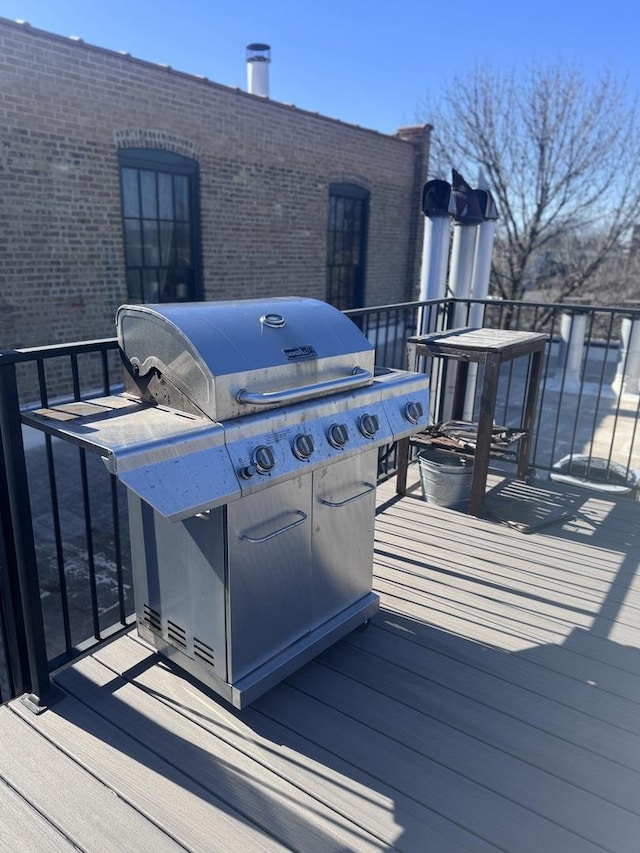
[117,297,375,421]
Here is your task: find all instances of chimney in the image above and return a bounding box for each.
[246,43,271,97]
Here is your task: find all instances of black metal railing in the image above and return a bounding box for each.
[348,298,640,486]
[0,340,132,708]
[1,297,639,705]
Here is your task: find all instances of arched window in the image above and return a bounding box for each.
[326,183,369,310]
[118,149,202,302]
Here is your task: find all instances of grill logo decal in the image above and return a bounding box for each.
[283,345,317,361]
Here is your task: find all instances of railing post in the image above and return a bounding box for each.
[0,440,29,699]
[0,354,57,712]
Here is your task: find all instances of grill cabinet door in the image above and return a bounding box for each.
[226,473,313,683]
[311,447,378,628]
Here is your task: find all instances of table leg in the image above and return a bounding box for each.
[469,353,500,516]
[395,437,410,495]
[517,347,544,479]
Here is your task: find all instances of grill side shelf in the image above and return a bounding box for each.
[22,395,242,520]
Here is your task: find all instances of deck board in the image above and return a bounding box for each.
[282,662,640,852]
[94,632,490,853]
[0,777,77,852]
[0,705,181,852]
[10,667,294,852]
[343,621,640,770]
[316,638,640,813]
[54,649,386,853]
[371,606,640,740]
[3,473,640,852]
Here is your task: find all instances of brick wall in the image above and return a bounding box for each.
[0,18,430,355]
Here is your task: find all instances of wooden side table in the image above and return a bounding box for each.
[396,327,548,515]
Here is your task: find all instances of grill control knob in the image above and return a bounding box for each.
[327,423,349,448]
[239,464,257,480]
[358,413,380,438]
[292,433,315,460]
[252,445,276,474]
[404,401,424,424]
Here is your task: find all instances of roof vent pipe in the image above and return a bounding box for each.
[246,43,271,97]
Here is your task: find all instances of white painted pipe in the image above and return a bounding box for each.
[415,180,455,425]
[246,43,271,97]
[469,218,498,324]
[449,223,478,300]
[441,175,483,422]
[418,215,452,334]
[419,214,452,302]
[438,223,476,422]
[463,195,498,420]
[417,179,454,336]
[448,176,481,301]
[560,312,587,391]
[613,317,640,396]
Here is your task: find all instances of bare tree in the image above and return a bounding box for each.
[424,65,640,304]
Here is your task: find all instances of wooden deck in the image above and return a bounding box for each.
[2,472,640,852]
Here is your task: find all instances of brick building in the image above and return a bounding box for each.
[0,18,430,351]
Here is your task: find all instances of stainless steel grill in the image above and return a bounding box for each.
[27,297,429,707]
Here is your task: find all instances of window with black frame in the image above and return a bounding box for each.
[326,183,369,311]
[118,149,202,303]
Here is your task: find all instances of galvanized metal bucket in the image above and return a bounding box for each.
[417,448,472,510]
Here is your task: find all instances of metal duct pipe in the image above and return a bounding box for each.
[560,310,588,392]
[246,43,271,97]
[468,186,499,323]
[613,317,640,397]
[448,171,484,319]
[417,179,455,335]
[416,179,455,425]
[463,184,499,420]
[442,171,484,420]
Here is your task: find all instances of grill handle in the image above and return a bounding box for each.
[240,510,308,543]
[319,482,376,508]
[236,368,373,406]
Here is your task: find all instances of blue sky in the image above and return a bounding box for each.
[2,0,639,135]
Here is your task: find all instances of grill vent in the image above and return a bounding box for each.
[193,637,215,668]
[167,619,187,649]
[143,604,161,632]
